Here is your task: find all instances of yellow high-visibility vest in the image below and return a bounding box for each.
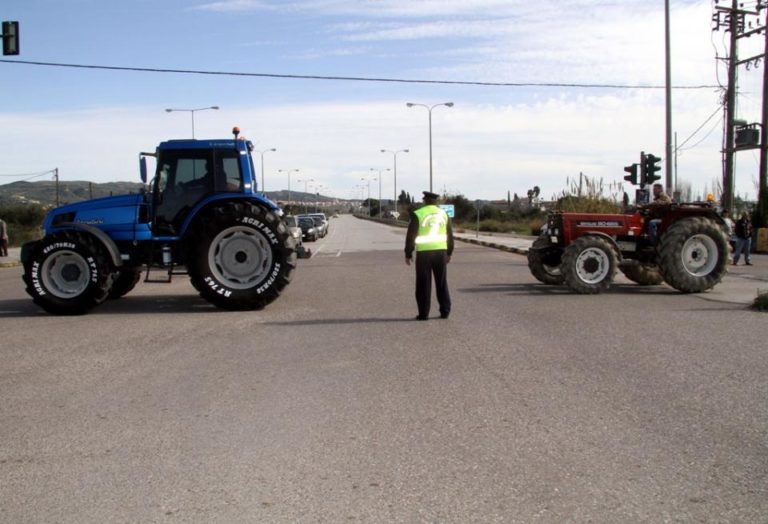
[414,205,448,251]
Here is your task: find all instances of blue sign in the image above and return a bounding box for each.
[439,204,455,218]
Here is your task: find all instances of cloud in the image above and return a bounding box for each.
[1,88,747,203]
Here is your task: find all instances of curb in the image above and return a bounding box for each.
[455,236,529,255]
[0,260,21,268]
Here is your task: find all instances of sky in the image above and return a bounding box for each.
[0,0,766,203]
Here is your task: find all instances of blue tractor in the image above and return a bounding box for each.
[22,127,297,315]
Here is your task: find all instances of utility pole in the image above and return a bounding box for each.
[665,0,674,194]
[54,168,59,206]
[713,0,766,214]
[759,8,768,227]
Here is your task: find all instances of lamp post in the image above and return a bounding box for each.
[278,168,299,207]
[255,148,276,194]
[370,168,390,218]
[406,102,453,192]
[381,149,408,216]
[297,177,314,213]
[314,184,325,213]
[164,106,219,138]
[361,176,376,217]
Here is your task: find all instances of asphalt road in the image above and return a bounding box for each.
[1,215,766,523]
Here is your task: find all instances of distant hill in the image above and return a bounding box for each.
[0,180,349,208]
[0,180,145,207]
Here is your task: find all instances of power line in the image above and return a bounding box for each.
[0,169,57,182]
[676,105,724,151]
[0,58,721,90]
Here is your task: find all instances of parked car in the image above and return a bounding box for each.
[282,215,303,246]
[306,213,330,236]
[300,214,328,237]
[298,216,319,241]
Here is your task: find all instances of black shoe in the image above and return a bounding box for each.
[440,313,449,319]
[746,262,753,266]
[415,315,428,321]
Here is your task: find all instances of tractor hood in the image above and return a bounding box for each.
[44,193,145,232]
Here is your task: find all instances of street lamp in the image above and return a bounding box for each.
[381,149,408,217]
[297,177,314,213]
[255,148,276,194]
[361,176,376,217]
[370,168,390,218]
[406,102,453,192]
[164,105,220,138]
[278,168,300,206]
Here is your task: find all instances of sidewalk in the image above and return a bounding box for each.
[0,247,21,268]
[455,230,768,306]
[454,230,534,255]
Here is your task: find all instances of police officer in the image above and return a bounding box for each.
[405,191,454,320]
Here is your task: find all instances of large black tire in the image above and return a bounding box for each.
[527,236,564,285]
[619,263,664,286]
[562,236,617,294]
[108,267,142,299]
[658,217,728,293]
[22,231,115,315]
[186,202,297,310]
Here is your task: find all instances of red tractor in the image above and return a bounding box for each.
[527,203,730,294]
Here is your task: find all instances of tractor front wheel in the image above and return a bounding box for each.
[186,202,297,310]
[562,236,617,294]
[658,217,728,293]
[22,231,115,315]
[108,267,142,299]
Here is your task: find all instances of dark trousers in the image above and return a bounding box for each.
[415,250,451,318]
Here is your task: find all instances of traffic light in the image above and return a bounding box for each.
[2,21,19,56]
[642,153,662,185]
[623,163,639,185]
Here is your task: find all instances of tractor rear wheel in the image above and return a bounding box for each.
[186,202,297,310]
[22,231,115,315]
[657,217,728,293]
[620,263,664,286]
[527,236,564,285]
[562,236,617,294]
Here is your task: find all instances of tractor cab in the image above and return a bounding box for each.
[141,130,255,237]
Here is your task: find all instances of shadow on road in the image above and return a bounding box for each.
[264,317,416,327]
[0,294,222,318]
[460,282,684,296]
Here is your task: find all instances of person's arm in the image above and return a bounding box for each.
[446,218,454,259]
[404,211,418,262]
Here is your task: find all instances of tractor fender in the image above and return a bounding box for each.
[177,194,280,239]
[51,222,124,268]
[575,232,622,260]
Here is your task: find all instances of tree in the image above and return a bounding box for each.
[398,190,409,206]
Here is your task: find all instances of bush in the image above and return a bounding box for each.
[1,203,47,247]
[752,290,768,312]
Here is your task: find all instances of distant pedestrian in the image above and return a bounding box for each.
[405,191,454,320]
[0,218,8,257]
[733,212,753,266]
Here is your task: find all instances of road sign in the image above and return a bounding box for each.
[439,204,455,218]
